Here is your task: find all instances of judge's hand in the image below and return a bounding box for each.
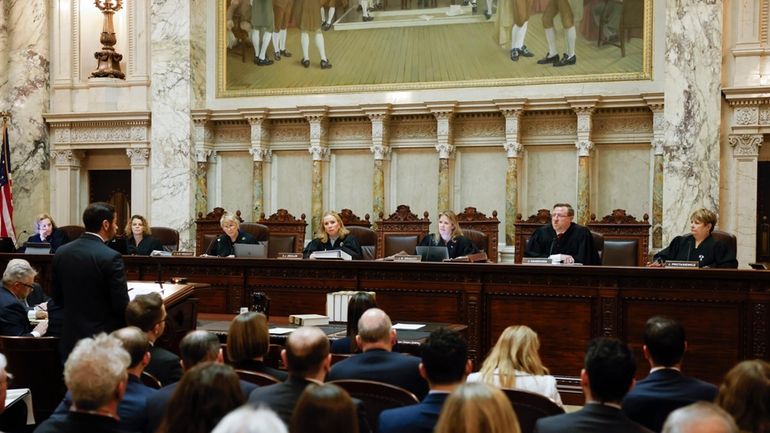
[646,261,664,267]
[33,320,48,337]
[563,255,575,264]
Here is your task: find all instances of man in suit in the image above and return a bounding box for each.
[534,337,653,433]
[145,330,257,433]
[661,402,738,433]
[0,259,48,337]
[378,328,471,433]
[50,326,157,433]
[326,308,429,399]
[125,292,182,386]
[53,202,128,360]
[622,316,719,432]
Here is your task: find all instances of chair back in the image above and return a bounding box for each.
[339,208,372,228]
[587,209,651,266]
[235,369,281,386]
[463,229,488,254]
[149,226,180,252]
[711,229,737,257]
[259,209,307,255]
[374,205,431,258]
[456,207,501,262]
[591,231,604,260]
[331,353,353,365]
[328,379,419,433]
[58,225,86,242]
[514,209,552,263]
[265,344,284,369]
[346,226,377,260]
[602,239,638,266]
[501,388,565,433]
[240,223,270,242]
[140,371,162,389]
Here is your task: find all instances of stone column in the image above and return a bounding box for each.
[50,150,84,226]
[662,0,722,243]
[728,134,763,267]
[192,111,213,218]
[366,109,391,222]
[245,111,270,221]
[126,148,150,217]
[304,112,329,235]
[648,102,665,249]
[500,107,524,246]
[573,107,595,225]
[429,107,455,212]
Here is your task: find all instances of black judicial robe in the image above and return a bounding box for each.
[126,235,164,256]
[209,230,259,257]
[653,234,738,268]
[303,234,362,259]
[525,222,601,265]
[419,234,479,259]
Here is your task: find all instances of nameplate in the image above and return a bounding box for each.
[522,257,552,264]
[278,252,303,259]
[664,260,699,268]
[171,251,194,256]
[394,255,422,262]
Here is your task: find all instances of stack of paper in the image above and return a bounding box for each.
[289,314,330,326]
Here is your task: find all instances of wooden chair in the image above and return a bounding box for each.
[331,353,353,365]
[265,343,284,370]
[240,223,270,243]
[711,229,738,259]
[235,369,281,386]
[456,207,501,262]
[149,226,180,252]
[587,209,651,266]
[328,379,419,432]
[597,0,644,57]
[140,371,162,389]
[513,209,552,263]
[501,388,565,433]
[339,208,372,228]
[259,209,308,257]
[374,205,431,258]
[340,209,377,260]
[58,225,86,242]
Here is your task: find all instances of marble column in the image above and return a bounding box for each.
[662,0,722,243]
[501,108,524,246]
[728,134,762,267]
[305,113,329,235]
[50,150,84,226]
[150,0,206,250]
[432,111,454,212]
[573,107,595,226]
[367,111,391,222]
[126,148,150,217]
[192,111,213,219]
[0,1,50,234]
[246,112,270,221]
[648,103,665,249]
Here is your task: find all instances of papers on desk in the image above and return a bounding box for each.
[5,388,34,425]
[268,327,295,335]
[392,323,425,330]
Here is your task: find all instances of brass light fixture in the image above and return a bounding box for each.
[90,0,125,79]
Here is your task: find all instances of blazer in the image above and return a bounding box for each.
[232,359,288,382]
[0,286,34,336]
[52,233,129,360]
[146,345,183,386]
[622,368,718,432]
[653,234,738,268]
[326,348,429,399]
[33,411,131,433]
[379,392,448,433]
[126,235,164,256]
[534,403,654,433]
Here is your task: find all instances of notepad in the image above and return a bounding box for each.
[392,323,425,330]
[268,327,295,335]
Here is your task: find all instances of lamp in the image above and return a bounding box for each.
[90,0,125,79]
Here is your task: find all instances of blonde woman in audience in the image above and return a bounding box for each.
[434,382,521,433]
[468,325,563,407]
[716,359,770,433]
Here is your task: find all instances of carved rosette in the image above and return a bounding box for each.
[728,134,763,157]
[369,113,391,160]
[433,112,454,159]
[50,150,83,167]
[126,148,149,166]
[735,107,759,126]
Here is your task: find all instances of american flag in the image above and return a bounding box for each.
[0,119,16,243]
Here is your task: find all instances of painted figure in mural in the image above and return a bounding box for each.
[226,0,252,49]
[497,0,535,61]
[537,0,577,67]
[296,0,333,68]
[272,0,294,59]
[321,0,346,30]
[251,0,277,66]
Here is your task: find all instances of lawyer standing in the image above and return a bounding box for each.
[524,203,601,265]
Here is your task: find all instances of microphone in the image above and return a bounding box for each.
[15,230,28,251]
[203,237,218,256]
[155,262,164,290]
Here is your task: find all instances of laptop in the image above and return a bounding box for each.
[234,243,268,258]
[415,246,449,262]
[23,242,51,254]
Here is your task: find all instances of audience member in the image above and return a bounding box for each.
[327,308,429,399]
[331,291,377,354]
[434,382,521,433]
[379,328,471,433]
[623,316,718,432]
[468,325,562,407]
[125,292,183,385]
[33,334,130,433]
[157,362,245,433]
[0,259,48,337]
[716,359,770,433]
[292,383,358,433]
[534,337,652,433]
[212,406,287,433]
[662,402,738,433]
[227,311,287,381]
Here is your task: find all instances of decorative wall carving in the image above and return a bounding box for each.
[735,106,759,125]
[728,134,763,157]
[126,148,150,165]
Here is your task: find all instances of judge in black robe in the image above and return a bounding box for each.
[525,221,601,265]
[653,235,737,268]
[208,213,260,257]
[303,211,362,259]
[419,233,478,259]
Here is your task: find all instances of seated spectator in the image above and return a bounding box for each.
[379,328,471,433]
[331,291,377,354]
[716,359,770,433]
[157,362,245,433]
[34,334,131,433]
[468,325,562,407]
[0,259,48,337]
[212,406,287,433]
[534,338,653,433]
[20,213,69,253]
[327,308,429,399]
[662,402,738,433]
[434,382,520,433]
[292,383,358,433]
[125,292,183,386]
[51,326,157,433]
[227,311,287,381]
[623,316,718,432]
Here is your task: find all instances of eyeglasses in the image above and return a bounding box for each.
[16,282,35,291]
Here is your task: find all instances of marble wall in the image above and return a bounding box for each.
[391,149,438,219]
[329,150,374,215]
[523,146,578,215]
[594,144,651,219]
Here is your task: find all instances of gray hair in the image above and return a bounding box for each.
[211,406,288,433]
[662,402,738,433]
[64,333,130,410]
[2,259,37,286]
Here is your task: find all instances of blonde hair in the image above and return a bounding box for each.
[315,211,349,243]
[125,214,152,237]
[433,210,464,243]
[434,382,521,433]
[690,208,717,233]
[34,213,56,230]
[220,213,240,230]
[477,325,549,388]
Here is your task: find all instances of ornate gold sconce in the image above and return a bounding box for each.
[90,0,125,79]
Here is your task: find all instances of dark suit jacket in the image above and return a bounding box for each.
[52,233,129,360]
[146,345,183,386]
[622,369,719,432]
[0,286,34,336]
[326,349,429,400]
[232,359,289,382]
[33,411,133,433]
[534,403,653,433]
[379,392,448,433]
[146,378,257,433]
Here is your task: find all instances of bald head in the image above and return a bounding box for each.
[284,327,329,376]
[357,308,393,345]
[662,402,738,433]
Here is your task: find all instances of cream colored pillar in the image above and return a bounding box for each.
[192,111,213,219]
[245,111,270,221]
[365,107,391,223]
[50,150,84,226]
[126,148,150,217]
[571,105,596,225]
[647,100,665,249]
[428,104,456,213]
[304,111,329,235]
[728,133,763,266]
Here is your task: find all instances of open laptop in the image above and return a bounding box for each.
[415,246,449,262]
[234,243,268,258]
[23,242,51,255]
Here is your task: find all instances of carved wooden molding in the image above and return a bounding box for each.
[339,208,371,227]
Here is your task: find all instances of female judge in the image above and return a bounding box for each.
[650,208,738,268]
[23,213,69,252]
[303,211,362,259]
[125,214,164,255]
[208,213,259,257]
[418,210,478,259]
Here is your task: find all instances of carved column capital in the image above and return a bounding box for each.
[368,113,391,161]
[126,148,150,166]
[576,140,594,156]
[652,138,665,155]
[502,109,523,158]
[729,134,763,157]
[247,115,270,162]
[249,146,269,162]
[196,148,213,163]
[51,150,84,167]
[433,111,455,159]
[572,107,594,157]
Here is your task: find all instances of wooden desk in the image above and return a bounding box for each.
[126,281,199,354]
